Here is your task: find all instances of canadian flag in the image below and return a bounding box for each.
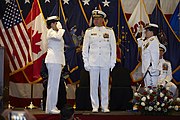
[25,0,47,82]
[128,0,150,38]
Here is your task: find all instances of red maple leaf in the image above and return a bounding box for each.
[31,30,42,54]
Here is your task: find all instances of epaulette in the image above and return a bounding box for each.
[150,38,154,41]
[165,60,170,63]
[87,27,94,30]
[105,27,113,30]
[137,38,145,41]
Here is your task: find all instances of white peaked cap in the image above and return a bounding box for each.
[159,43,167,53]
[92,10,106,18]
[46,16,59,21]
[145,23,159,28]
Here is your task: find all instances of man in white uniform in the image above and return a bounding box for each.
[137,24,160,87]
[82,10,116,113]
[45,16,65,114]
[158,44,177,96]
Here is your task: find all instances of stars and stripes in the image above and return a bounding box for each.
[0,0,32,73]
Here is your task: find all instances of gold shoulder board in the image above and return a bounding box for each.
[165,60,170,63]
[87,27,94,30]
[105,27,112,30]
[150,38,154,41]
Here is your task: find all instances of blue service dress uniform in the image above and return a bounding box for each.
[82,26,116,110]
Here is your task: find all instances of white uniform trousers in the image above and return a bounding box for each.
[166,82,177,96]
[144,69,159,88]
[89,66,110,110]
[45,63,62,113]
[162,82,177,96]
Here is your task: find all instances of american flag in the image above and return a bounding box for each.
[0,0,32,73]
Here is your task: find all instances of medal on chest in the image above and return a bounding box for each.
[103,33,109,38]
[143,42,149,50]
[162,63,168,70]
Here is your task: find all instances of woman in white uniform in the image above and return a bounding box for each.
[137,23,160,87]
[45,16,65,114]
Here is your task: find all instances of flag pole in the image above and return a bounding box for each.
[23,0,37,109]
[23,68,38,109]
[25,83,37,109]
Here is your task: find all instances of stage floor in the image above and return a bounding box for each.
[11,108,180,120]
[25,108,179,115]
[10,108,180,116]
[29,108,142,115]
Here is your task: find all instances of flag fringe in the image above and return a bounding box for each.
[10,62,33,76]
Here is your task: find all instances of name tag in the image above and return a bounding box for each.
[91,33,97,35]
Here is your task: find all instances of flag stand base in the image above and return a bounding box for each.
[25,102,37,109]
[8,101,14,109]
[25,84,38,109]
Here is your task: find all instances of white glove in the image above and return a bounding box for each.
[57,21,62,29]
[158,79,166,86]
[84,63,90,71]
[110,63,115,71]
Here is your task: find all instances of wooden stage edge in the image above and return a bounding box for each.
[21,108,180,116]
[10,108,178,120]
[5,108,180,120]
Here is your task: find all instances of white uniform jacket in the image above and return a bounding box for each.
[138,36,159,73]
[82,26,116,68]
[45,28,65,66]
[158,58,172,83]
